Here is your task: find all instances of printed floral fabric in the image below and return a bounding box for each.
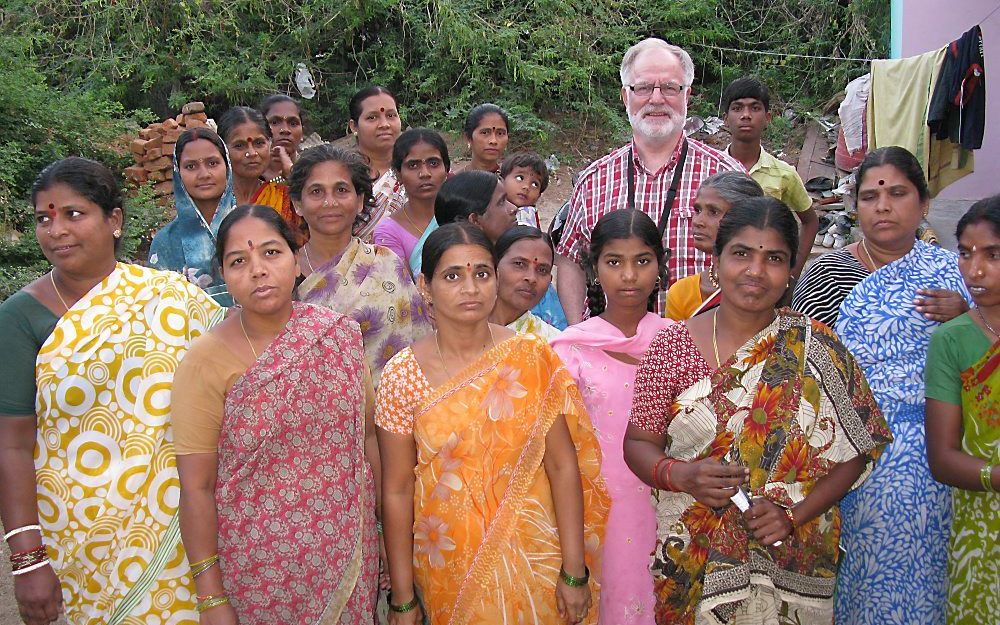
[297,237,431,385]
[250,181,306,243]
[354,169,406,241]
[216,302,377,624]
[629,312,890,625]
[508,310,561,342]
[34,263,223,625]
[949,339,1000,624]
[834,240,971,625]
[375,334,610,625]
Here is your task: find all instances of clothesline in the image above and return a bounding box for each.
[691,42,877,63]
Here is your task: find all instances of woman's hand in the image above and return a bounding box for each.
[271,146,294,179]
[387,605,423,625]
[670,459,747,507]
[199,602,238,625]
[14,564,63,625]
[743,498,793,546]
[556,578,592,624]
[914,288,969,323]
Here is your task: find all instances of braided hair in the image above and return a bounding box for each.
[584,209,668,317]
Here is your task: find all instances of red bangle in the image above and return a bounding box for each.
[652,457,670,489]
[663,459,682,491]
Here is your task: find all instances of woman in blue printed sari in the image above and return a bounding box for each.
[149,128,238,306]
[834,147,971,625]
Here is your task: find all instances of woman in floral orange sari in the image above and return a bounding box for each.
[623,198,892,625]
[376,222,608,625]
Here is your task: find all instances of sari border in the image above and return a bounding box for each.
[106,512,185,625]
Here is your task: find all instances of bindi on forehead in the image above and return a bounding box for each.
[247,240,255,250]
[878,179,885,186]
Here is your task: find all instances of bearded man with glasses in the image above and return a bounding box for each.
[554,38,742,322]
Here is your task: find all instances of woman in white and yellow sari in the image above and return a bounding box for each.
[0,158,222,625]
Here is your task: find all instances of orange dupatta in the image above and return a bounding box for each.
[411,334,608,625]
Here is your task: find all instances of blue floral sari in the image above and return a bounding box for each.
[149,141,238,306]
[833,240,971,625]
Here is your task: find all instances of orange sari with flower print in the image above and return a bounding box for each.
[250,181,306,242]
[650,312,891,625]
[378,333,609,625]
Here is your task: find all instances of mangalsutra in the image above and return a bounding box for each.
[303,243,317,273]
[978,307,1000,338]
[49,270,70,312]
[239,311,259,360]
[860,239,882,271]
[434,325,496,379]
[711,311,722,368]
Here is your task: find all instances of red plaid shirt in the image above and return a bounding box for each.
[556,138,742,313]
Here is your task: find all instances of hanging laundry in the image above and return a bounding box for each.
[928,24,986,150]
[840,73,871,153]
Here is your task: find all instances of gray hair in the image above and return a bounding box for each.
[699,171,764,205]
[620,38,696,87]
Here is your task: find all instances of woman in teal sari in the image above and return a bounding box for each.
[149,128,238,306]
[925,196,1000,625]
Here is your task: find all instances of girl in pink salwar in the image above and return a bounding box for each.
[551,209,673,625]
[172,205,379,624]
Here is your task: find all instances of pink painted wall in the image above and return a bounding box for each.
[899,1,997,199]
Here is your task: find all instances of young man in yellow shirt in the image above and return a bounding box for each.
[724,77,819,276]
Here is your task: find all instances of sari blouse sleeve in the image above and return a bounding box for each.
[629,327,680,434]
[171,334,244,454]
[374,348,426,435]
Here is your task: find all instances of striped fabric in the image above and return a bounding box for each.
[791,248,869,327]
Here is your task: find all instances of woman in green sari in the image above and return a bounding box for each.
[925,196,1000,625]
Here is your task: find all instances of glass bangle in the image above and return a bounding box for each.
[981,464,996,493]
[388,592,418,613]
[559,565,590,587]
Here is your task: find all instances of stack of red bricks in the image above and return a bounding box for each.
[124,101,210,207]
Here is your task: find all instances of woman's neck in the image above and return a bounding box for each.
[303,230,353,268]
[241,301,294,339]
[406,196,436,221]
[53,257,118,301]
[469,156,497,172]
[232,174,261,205]
[861,235,915,270]
[436,319,495,358]
[489,298,524,327]
[193,198,219,224]
[363,148,392,178]
[600,301,648,337]
[715,302,775,350]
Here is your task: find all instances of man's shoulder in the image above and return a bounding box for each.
[687,138,743,171]
[757,147,798,175]
[575,143,632,184]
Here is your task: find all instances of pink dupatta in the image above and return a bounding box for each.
[216,303,377,624]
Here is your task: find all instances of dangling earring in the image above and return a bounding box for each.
[654,276,661,289]
[708,263,720,288]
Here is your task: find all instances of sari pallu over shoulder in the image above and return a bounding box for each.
[216,302,376,625]
[34,263,223,625]
[410,334,609,625]
[297,237,431,385]
[651,312,890,625]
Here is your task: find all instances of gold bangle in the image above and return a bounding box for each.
[981,464,996,493]
[196,595,230,613]
[191,554,220,577]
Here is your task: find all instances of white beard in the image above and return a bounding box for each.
[628,104,685,140]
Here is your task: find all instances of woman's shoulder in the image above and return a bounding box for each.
[933,311,980,340]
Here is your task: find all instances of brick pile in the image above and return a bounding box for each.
[124,101,211,207]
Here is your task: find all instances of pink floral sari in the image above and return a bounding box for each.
[216,302,377,624]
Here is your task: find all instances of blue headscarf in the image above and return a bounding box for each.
[148,132,238,306]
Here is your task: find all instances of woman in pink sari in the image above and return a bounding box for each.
[551,209,672,625]
[171,205,379,624]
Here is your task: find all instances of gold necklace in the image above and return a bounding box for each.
[49,271,71,312]
[859,239,882,271]
[711,311,722,368]
[399,204,421,232]
[434,324,497,379]
[302,243,316,273]
[978,307,1000,338]
[239,311,259,360]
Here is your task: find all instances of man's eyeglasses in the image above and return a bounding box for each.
[627,82,686,98]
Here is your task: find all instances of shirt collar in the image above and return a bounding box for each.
[630,136,685,177]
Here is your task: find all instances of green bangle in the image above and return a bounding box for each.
[559,566,590,587]
[981,464,996,493]
[388,592,418,613]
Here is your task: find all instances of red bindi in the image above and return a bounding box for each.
[379,107,385,113]
[247,240,255,250]
[878,179,885,186]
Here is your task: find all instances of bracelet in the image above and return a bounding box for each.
[662,459,682,492]
[375,519,384,535]
[651,457,670,489]
[4,525,41,542]
[190,554,219,577]
[558,566,590,587]
[981,464,997,493]
[388,592,418,613]
[196,594,230,612]
[11,559,49,576]
[10,546,48,571]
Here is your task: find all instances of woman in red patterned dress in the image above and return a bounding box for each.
[171,204,379,624]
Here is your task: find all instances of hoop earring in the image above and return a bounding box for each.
[593,278,601,287]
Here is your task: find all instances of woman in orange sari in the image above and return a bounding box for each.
[376,222,608,625]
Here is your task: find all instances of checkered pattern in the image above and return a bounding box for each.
[556,138,742,312]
